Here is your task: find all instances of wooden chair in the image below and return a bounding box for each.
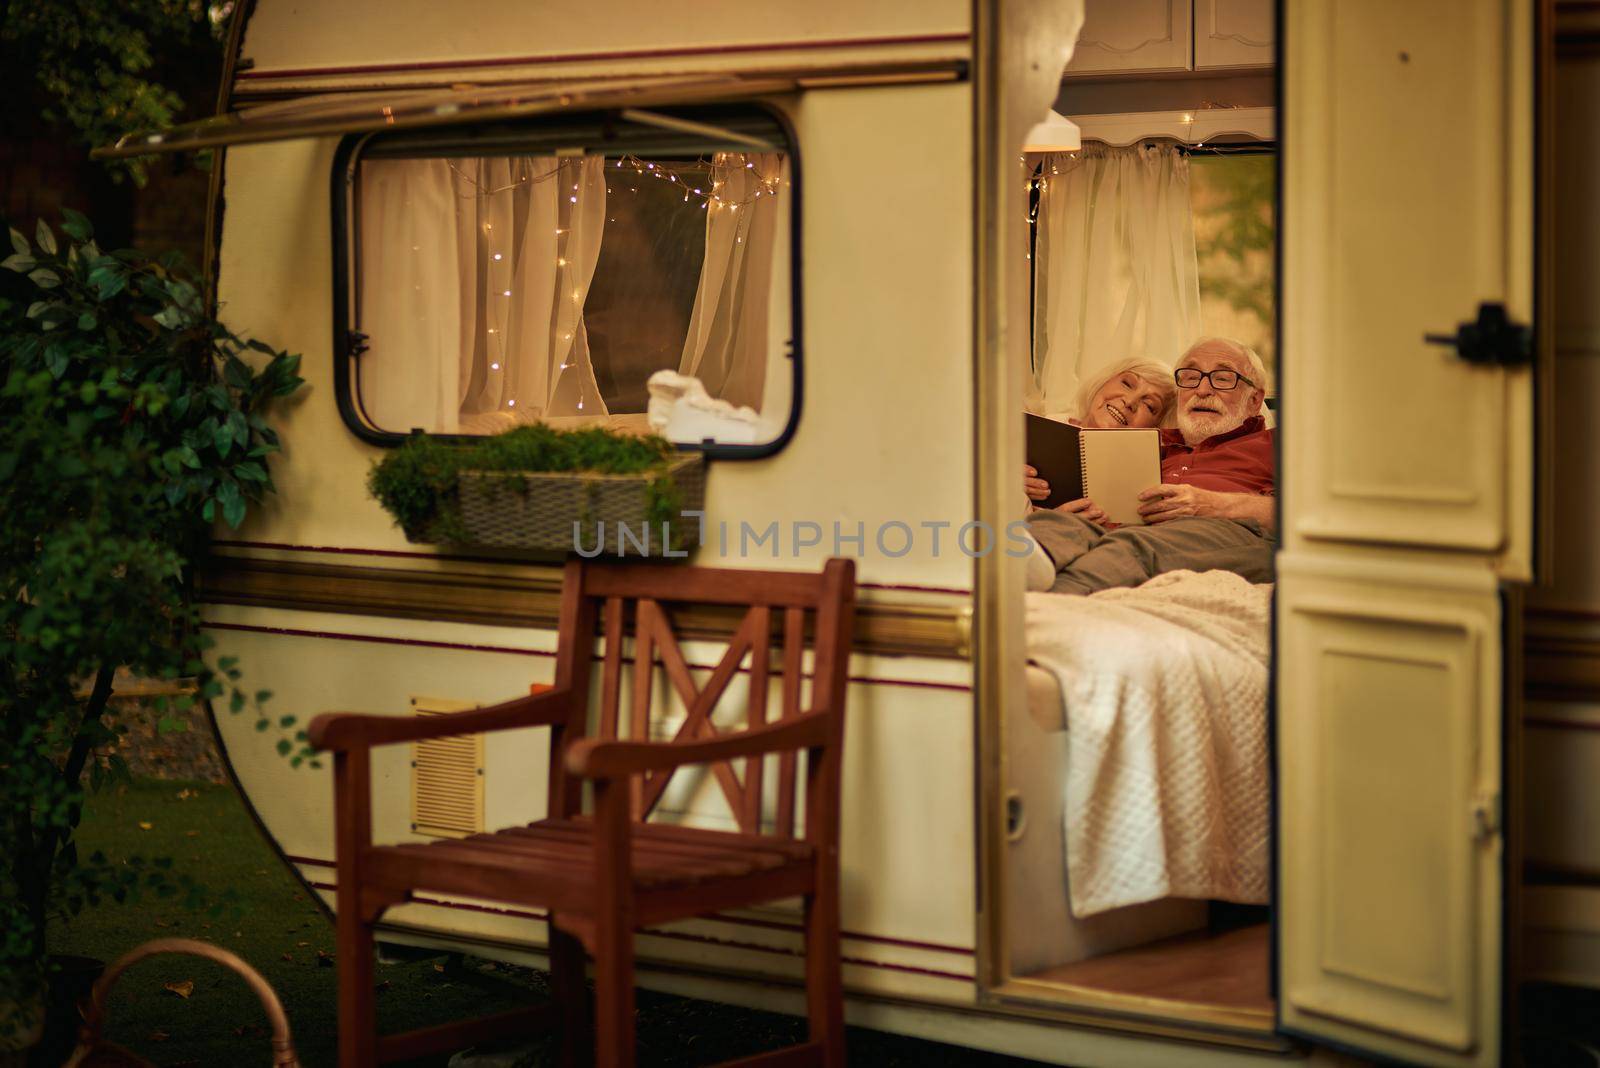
[308,557,856,1067]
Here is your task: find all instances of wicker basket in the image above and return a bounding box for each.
[456,453,704,557]
[64,938,299,1067]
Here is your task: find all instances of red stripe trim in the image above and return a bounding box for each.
[854,581,971,596]
[208,541,971,596]
[201,621,974,692]
[207,621,555,659]
[292,861,972,956]
[303,881,972,980]
[235,33,971,82]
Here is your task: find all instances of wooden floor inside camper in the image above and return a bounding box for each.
[1024,923,1273,1014]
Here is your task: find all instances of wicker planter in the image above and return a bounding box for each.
[456,453,704,557]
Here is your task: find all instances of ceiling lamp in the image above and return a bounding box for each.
[1023,110,1081,153]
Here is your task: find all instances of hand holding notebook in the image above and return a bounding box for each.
[1024,413,1162,526]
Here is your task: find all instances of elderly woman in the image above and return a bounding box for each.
[1023,357,1176,523]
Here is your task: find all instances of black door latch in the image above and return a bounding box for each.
[1423,302,1532,367]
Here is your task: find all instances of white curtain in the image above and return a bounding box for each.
[1030,143,1200,413]
[358,155,609,433]
[679,151,787,412]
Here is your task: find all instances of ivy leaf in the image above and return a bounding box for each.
[35,219,57,255]
[1,253,34,272]
[88,266,126,300]
[25,301,48,319]
[9,227,28,255]
[156,716,188,735]
[77,312,97,331]
[222,356,252,390]
[61,208,93,242]
[152,306,185,330]
[29,268,60,289]
[219,481,246,528]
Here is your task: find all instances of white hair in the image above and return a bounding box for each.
[1072,357,1177,425]
[1180,337,1269,394]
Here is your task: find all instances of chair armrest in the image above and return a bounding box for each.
[565,710,830,779]
[308,687,574,752]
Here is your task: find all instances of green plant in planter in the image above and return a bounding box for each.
[368,423,688,546]
[0,211,306,1043]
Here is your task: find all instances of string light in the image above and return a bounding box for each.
[438,151,785,422]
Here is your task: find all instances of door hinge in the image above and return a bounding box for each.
[1471,791,1502,844]
[1424,302,1532,367]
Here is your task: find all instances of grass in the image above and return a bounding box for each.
[52,779,1050,1067]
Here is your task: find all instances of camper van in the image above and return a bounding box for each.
[96,0,1600,1063]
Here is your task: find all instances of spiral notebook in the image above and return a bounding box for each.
[1025,414,1162,526]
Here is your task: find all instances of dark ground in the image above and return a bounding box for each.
[49,779,1051,1067]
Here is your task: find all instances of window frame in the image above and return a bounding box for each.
[329,103,804,460]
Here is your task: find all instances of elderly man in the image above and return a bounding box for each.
[1025,337,1275,595]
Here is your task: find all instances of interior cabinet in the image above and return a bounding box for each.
[1065,0,1192,76]
[1064,0,1273,77]
[1194,0,1274,69]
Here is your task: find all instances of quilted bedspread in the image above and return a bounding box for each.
[1025,570,1272,917]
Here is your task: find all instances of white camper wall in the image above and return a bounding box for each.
[202,1,993,1025]
[213,83,977,590]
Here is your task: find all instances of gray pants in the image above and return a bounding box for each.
[1027,512,1276,595]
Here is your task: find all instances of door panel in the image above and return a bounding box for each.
[1282,0,1532,561]
[1278,560,1502,1066]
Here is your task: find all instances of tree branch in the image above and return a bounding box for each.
[60,665,116,791]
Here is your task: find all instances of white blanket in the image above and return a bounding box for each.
[1025,570,1271,917]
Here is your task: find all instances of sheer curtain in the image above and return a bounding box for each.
[358,155,609,433]
[1030,143,1200,413]
[679,151,788,412]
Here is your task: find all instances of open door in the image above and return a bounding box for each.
[1277,0,1534,1065]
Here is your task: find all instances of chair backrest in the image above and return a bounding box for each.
[547,558,856,839]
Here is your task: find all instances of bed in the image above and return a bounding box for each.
[1005,569,1273,977]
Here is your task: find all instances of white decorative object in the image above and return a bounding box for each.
[1069,106,1274,148]
[646,370,766,445]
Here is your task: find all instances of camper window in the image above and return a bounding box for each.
[333,109,797,454]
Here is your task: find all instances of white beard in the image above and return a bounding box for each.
[1177,407,1244,444]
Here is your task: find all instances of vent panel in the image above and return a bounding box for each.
[410,696,485,839]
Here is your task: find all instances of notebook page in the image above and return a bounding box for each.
[1080,429,1161,526]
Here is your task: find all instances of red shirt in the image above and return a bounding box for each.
[1158,415,1276,496]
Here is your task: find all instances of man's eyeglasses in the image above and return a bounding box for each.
[1174,367,1255,391]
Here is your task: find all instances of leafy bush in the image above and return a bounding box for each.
[0,210,305,1011]
[367,423,682,543]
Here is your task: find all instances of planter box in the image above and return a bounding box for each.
[456,454,705,557]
